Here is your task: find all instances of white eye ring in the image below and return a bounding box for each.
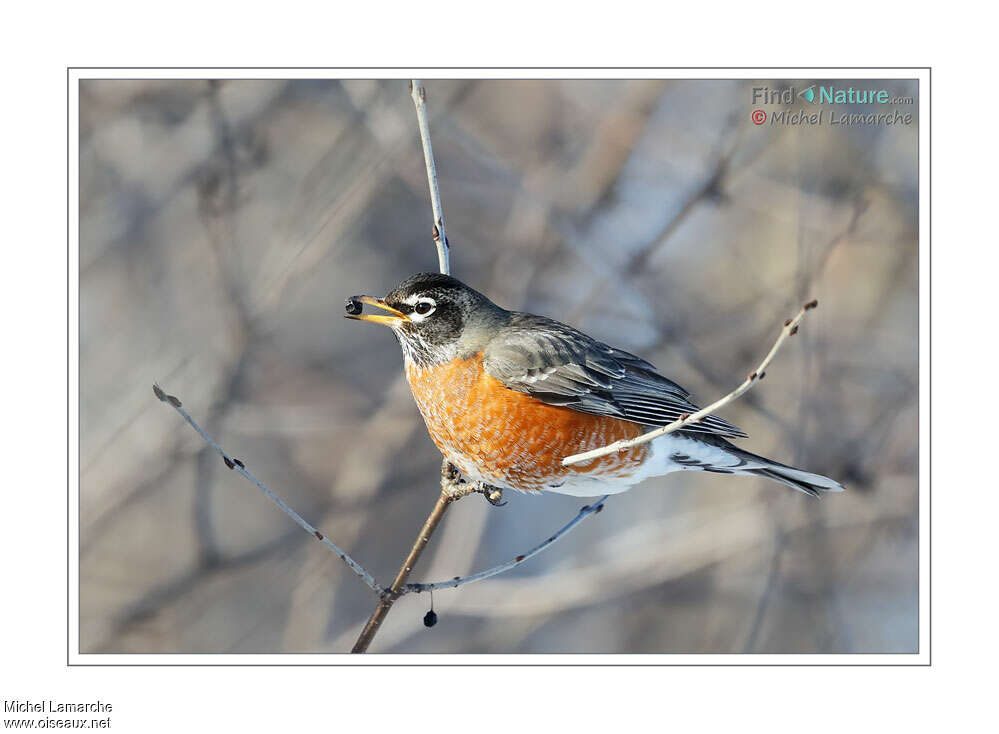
[411,299,436,320]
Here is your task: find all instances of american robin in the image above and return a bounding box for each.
[346,272,844,498]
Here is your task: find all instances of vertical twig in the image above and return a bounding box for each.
[350,81,457,653]
[410,80,450,275]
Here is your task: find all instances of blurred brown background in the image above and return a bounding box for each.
[79,78,918,654]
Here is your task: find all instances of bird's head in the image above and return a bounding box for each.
[346,272,505,365]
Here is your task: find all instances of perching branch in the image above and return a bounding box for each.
[562,299,819,466]
[349,80,457,653]
[410,80,450,276]
[350,465,459,653]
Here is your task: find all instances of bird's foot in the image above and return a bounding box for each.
[440,462,506,506]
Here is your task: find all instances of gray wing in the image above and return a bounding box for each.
[482,313,747,438]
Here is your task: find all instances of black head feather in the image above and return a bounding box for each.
[382,273,506,365]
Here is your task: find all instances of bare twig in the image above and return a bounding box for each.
[349,80,458,653]
[562,299,819,466]
[410,80,450,275]
[151,384,384,595]
[351,469,461,653]
[400,495,611,595]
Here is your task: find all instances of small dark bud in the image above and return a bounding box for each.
[345,298,363,316]
[232,458,245,468]
[595,504,604,514]
[748,372,758,381]
[784,318,793,327]
[758,371,766,380]
[515,555,525,562]
[314,530,324,541]
[679,413,691,421]
[432,224,440,241]
[804,299,818,310]
[790,325,799,336]
[223,456,234,469]
[423,610,438,628]
[167,395,182,407]
[152,384,166,401]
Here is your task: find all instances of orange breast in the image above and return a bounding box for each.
[405,354,649,492]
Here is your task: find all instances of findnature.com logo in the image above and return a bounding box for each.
[750,84,915,127]
[753,85,914,106]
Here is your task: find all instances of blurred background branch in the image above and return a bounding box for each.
[80,78,918,654]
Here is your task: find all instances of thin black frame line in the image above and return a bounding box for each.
[71,663,929,668]
[75,78,923,83]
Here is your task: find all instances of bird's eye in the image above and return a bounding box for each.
[414,300,435,315]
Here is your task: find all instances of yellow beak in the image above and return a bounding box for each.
[344,295,409,326]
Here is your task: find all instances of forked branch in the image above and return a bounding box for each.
[151,388,613,642]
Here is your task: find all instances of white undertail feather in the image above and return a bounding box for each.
[543,432,844,498]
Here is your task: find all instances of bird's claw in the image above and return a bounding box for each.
[482,486,506,507]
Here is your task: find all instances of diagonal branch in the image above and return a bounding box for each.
[350,468,459,653]
[562,299,819,466]
[152,384,384,595]
[400,495,611,595]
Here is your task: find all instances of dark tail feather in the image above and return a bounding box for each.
[682,434,846,498]
[748,467,842,498]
